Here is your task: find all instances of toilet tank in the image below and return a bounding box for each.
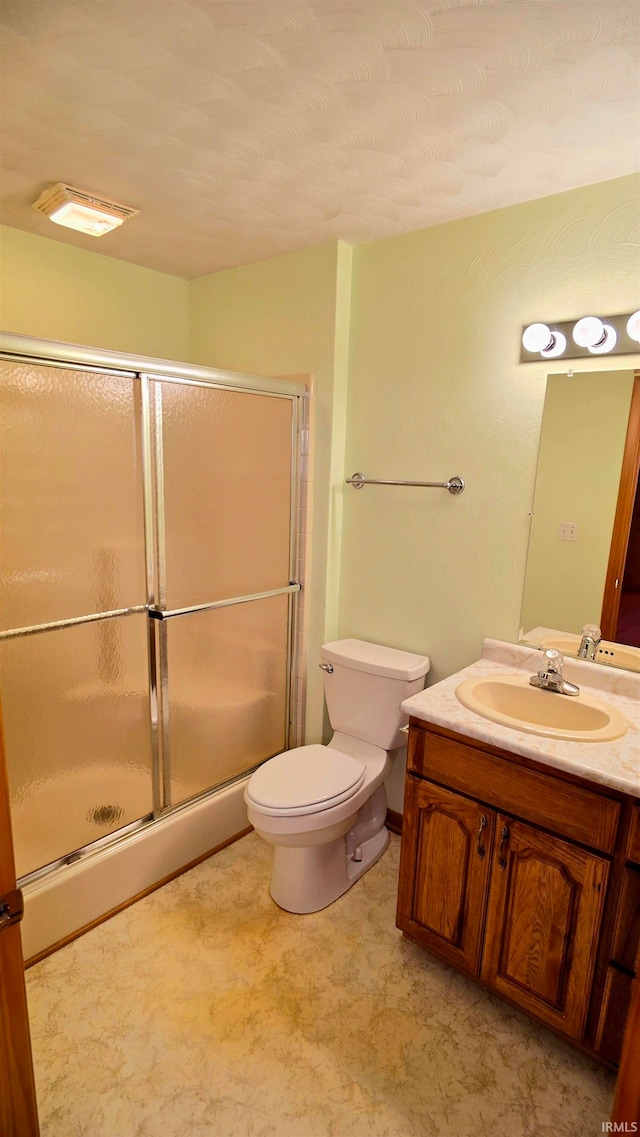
[320,639,430,750]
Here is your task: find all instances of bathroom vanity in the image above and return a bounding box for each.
[396,640,640,1067]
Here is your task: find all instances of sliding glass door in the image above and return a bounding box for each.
[0,354,301,881]
[0,361,153,878]
[148,377,298,808]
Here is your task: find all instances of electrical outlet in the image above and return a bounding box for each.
[558,521,579,541]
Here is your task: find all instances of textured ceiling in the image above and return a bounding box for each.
[0,0,639,279]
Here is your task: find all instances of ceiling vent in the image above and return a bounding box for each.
[33,182,139,236]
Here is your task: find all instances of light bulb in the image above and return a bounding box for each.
[626,311,640,343]
[48,201,124,235]
[588,324,617,354]
[540,331,567,358]
[573,316,605,348]
[522,323,554,353]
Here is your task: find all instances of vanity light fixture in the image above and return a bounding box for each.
[627,311,640,342]
[522,323,556,353]
[572,316,606,348]
[588,324,617,354]
[521,323,567,358]
[540,331,567,359]
[33,182,139,236]
[520,312,640,362]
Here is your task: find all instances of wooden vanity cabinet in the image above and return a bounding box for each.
[396,777,494,975]
[397,721,639,1064]
[587,811,640,1064]
[481,816,608,1039]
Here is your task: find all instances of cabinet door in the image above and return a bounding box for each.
[396,777,494,974]
[481,815,609,1040]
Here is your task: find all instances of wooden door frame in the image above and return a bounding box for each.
[601,373,640,639]
[0,702,40,1136]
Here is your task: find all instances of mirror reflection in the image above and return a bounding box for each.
[519,368,640,673]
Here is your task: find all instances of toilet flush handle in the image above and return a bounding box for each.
[319,662,334,673]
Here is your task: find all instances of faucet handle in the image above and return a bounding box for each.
[578,623,602,661]
[541,648,563,674]
[531,647,580,695]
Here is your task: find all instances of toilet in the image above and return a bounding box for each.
[245,638,430,913]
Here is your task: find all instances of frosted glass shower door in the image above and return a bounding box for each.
[155,380,296,805]
[166,596,290,802]
[161,382,293,606]
[0,615,152,878]
[0,361,146,630]
[0,360,153,878]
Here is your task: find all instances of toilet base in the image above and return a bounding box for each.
[269,824,390,914]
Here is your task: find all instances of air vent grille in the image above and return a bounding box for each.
[33,182,139,224]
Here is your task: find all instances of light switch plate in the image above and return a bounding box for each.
[558,521,579,541]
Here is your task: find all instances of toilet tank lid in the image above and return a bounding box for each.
[321,639,430,681]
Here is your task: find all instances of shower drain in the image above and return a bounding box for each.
[88,803,124,826]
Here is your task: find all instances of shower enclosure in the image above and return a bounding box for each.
[0,334,305,951]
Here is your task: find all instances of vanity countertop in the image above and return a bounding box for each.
[401,638,640,797]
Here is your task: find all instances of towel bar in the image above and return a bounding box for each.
[345,472,464,494]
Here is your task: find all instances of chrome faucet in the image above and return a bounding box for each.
[530,649,580,696]
[577,623,602,661]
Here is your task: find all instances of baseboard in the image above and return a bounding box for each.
[386,808,403,835]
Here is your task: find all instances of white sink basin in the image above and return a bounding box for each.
[456,673,628,742]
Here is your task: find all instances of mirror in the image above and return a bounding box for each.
[519,367,640,674]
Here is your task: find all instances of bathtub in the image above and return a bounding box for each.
[21,774,251,962]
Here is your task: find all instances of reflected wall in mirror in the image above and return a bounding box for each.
[520,368,640,674]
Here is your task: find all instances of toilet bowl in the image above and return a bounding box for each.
[245,639,429,913]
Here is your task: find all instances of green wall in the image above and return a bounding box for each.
[2,174,639,766]
[339,174,640,697]
[0,225,189,359]
[0,223,351,740]
[190,240,353,739]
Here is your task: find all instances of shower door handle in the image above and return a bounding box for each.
[0,888,23,931]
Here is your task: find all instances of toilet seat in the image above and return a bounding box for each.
[246,745,366,817]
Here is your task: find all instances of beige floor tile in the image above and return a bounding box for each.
[26,832,614,1137]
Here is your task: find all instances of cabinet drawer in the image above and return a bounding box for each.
[408,726,620,853]
[627,805,640,864]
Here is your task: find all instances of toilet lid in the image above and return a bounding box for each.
[246,745,366,813]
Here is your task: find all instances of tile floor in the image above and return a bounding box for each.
[26,832,615,1137]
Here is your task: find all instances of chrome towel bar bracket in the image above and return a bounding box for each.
[346,472,465,494]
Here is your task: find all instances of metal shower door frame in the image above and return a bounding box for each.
[0,332,305,880]
[140,371,303,818]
